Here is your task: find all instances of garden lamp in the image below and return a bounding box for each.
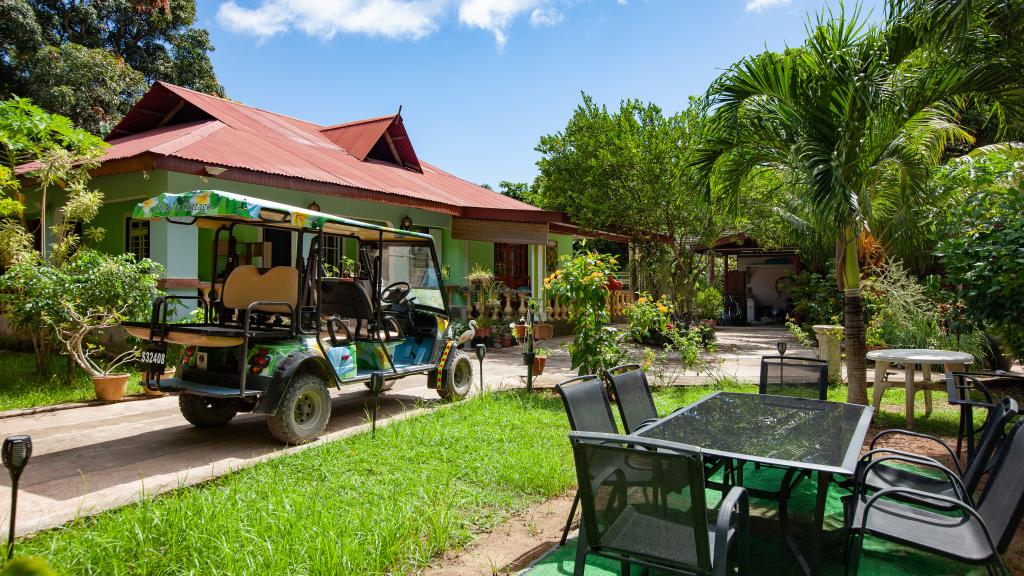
[475,344,486,392]
[369,372,385,437]
[776,341,787,387]
[3,435,32,560]
[777,341,787,356]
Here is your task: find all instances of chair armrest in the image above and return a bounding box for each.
[575,431,701,455]
[713,486,748,573]
[870,429,962,474]
[857,453,969,503]
[858,487,1003,566]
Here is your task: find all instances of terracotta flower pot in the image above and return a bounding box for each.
[499,336,513,347]
[533,356,546,375]
[533,324,554,341]
[93,373,130,402]
[514,325,527,339]
[475,326,491,338]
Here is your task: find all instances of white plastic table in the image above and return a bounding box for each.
[867,348,974,428]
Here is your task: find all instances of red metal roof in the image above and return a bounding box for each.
[91,82,559,223]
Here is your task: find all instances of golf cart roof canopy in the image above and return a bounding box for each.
[132,190,432,242]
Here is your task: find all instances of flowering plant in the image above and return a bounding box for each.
[624,292,674,343]
[546,251,626,374]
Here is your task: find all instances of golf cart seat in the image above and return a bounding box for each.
[321,277,401,341]
[123,265,299,347]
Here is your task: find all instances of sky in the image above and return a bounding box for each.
[195,0,885,187]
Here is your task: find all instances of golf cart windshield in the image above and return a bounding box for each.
[377,242,444,310]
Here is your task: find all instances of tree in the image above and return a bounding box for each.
[536,95,723,312]
[497,180,537,205]
[0,96,108,373]
[695,6,1020,404]
[1,0,223,134]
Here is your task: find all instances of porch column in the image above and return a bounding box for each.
[150,219,199,318]
[531,244,546,321]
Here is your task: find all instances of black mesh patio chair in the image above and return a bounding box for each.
[570,431,749,576]
[604,364,658,434]
[844,418,1024,575]
[759,355,829,400]
[855,396,1018,509]
[947,371,1024,463]
[556,375,619,547]
[736,356,829,498]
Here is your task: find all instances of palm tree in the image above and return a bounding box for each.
[694,4,1017,403]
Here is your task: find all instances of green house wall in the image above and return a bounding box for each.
[34,170,586,319]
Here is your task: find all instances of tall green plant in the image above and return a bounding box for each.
[545,252,626,375]
[694,5,1019,403]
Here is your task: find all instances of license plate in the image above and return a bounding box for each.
[142,346,167,375]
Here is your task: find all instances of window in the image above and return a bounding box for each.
[494,243,528,289]
[126,218,150,260]
[322,234,348,276]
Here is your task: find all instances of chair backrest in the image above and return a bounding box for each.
[555,376,618,434]
[221,265,298,314]
[569,431,712,574]
[604,364,658,434]
[759,355,828,400]
[977,418,1024,552]
[946,372,995,407]
[962,396,1018,493]
[321,277,375,320]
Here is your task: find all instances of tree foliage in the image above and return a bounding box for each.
[535,94,723,311]
[935,151,1024,363]
[0,0,223,134]
[694,4,1022,403]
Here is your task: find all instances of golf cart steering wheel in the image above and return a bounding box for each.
[381,281,411,304]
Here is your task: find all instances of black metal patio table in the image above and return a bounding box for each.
[633,391,874,576]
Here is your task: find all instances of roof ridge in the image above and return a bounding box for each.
[320,114,398,131]
[156,81,325,129]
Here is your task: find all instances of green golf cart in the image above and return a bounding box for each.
[123,190,473,444]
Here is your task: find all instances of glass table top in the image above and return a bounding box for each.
[635,392,874,474]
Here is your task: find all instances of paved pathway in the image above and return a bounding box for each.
[0,326,806,537]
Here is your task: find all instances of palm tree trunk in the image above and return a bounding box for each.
[841,231,868,404]
[845,288,867,404]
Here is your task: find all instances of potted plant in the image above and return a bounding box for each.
[532,348,550,375]
[496,317,514,348]
[10,250,163,402]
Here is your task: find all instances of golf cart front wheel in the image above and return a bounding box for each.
[179,394,237,428]
[438,351,473,402]
[267,373,331,445]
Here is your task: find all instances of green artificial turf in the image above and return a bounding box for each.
[525,465,989,576]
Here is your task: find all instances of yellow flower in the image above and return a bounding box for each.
[637,297,647,304]
[657,303,668,313]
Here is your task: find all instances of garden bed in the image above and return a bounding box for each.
[0,351,144,412]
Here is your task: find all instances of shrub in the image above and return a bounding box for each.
[2,250,163,377]
[623,292,674,343]
[936,165,1024,363]
[692,285,723,321]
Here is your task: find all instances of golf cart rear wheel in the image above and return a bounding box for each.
[438,351,473,402]
[179,394,237,428]
[267,373,331,445]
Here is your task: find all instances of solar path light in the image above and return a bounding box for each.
[369,372,386,437]
[3,435,32,560]
[475,344,486,392]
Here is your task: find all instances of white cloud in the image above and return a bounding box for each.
[744,0,791,12]
[529,6,563,27]
[217,0,596,46]
[217,0,446,40]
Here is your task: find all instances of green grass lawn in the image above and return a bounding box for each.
[0,351,145,412]
[15,384,976,575]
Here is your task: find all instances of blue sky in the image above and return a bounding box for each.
[196,0,884,186]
